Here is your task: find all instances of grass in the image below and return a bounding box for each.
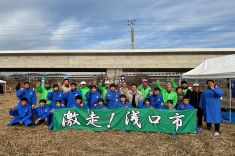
[0,93,234,156]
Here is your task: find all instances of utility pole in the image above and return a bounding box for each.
[128,20,135,49]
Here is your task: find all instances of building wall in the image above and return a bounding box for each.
[0,53,228,68]
[1,49,235,80]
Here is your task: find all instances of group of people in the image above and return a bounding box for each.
[8,77,224,136]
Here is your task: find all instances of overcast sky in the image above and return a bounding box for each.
[0,0,234,50]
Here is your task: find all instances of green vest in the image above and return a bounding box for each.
[78,86,90,104]
[137,85,152,99]
[36,85,53,105]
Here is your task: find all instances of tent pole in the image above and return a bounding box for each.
[229,79,232,122]
[179,74,182,85]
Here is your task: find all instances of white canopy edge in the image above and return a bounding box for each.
[0,80,6,83]
[182,54,235,79]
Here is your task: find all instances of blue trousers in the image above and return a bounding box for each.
[9,117,32,126]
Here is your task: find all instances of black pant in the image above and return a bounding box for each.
[197,108,203,127]
[207,123,220,132]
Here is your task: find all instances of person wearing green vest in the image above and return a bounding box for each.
[78,81,90,104]
[36,80,53,105]
[171,80,192,98]
[98,80,110,103]
[137,79,152,99]
[155,80,178,107]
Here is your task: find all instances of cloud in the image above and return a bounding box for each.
[0,0,234,49]
[0,9,50,50]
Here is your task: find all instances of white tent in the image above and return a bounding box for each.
[182,54,235,122]
[0,80,6,94]
[183,54,235,79]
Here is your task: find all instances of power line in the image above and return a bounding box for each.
[0,30,233,38]
[1,22,235,31]
[0,31,129,37]
[0,37,223,41]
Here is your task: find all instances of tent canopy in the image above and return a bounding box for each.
[0,80,6,83]
[182,54,235,79]
[182,54,235,123]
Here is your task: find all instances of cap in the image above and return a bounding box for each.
[104,80,110,84]
[63,76,69,81]
[193,83,199,87]
[80,81,86,85]
[142,79,148,83]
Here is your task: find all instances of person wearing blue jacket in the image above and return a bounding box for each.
[47,84,64,109]
[49,100,65,130]
[86,86,101,108]
[72,95,88,109]
[199,80,224,136]
[94,98,107,109]
[160,100,176,110]
[117,94,132,108]
[138,98,154,108]
[176,96,195,110]
[34,99,50,126]
[105,84,120,108]
[8,98,33,126]
[16,82,37,107]
[146,88,163,109]
[64,82,82,108]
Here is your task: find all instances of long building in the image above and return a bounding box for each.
[0,48,235,80]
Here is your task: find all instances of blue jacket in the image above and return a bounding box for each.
[50,105,66,113]
[16,88,37,106]
[72,103,89,109]
[95,104,107,109]
[54,105,66,109]
[105,90,120,108]
[86,91,101,108]
[146,94,163,109]
[36,105,50,119]
[137,100,154,108]
[138,103,154,108]
[176,103,194,110]
[199,86,224,123]
[160,105,176,110]
[9,102,32,121]
[117,102,132,108]
[64,89,81,108]
[47,91,64,108]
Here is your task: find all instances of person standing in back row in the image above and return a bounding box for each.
[171,80,192,98]
[190,83,203,128]
[126,84,143,108]
[78,81,90,104]
[155,80,178,107]
[36,80,53,106]
[199,80,224,137]
[137,79,151,99]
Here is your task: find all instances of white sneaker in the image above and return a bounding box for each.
[214,132,220,137]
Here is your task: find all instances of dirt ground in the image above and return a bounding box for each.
[0,93,234,156]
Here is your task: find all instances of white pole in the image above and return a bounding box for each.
[5,83,6,94]
[179,74,182,85]
[229,78,232,122]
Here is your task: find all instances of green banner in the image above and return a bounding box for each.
[53,108,196,134]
